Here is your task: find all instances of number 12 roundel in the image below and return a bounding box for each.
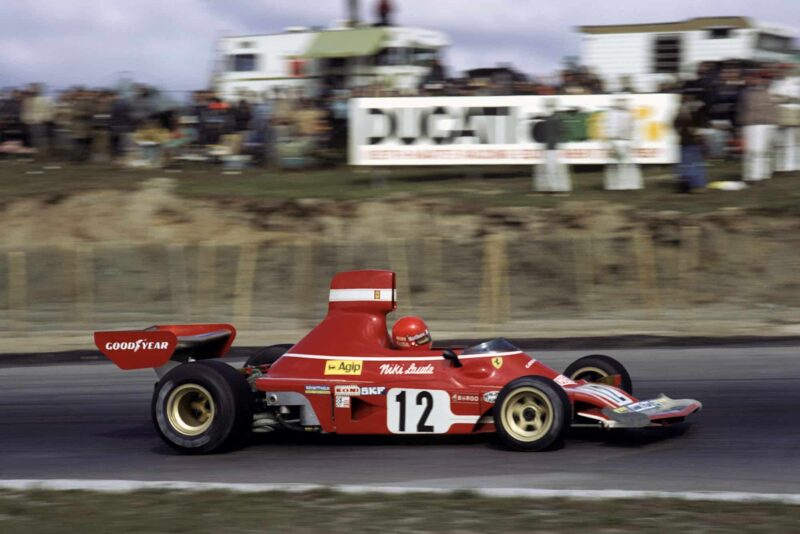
[386,389,478,434]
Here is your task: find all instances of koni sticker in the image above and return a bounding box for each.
[324,360,363,376]
[334,385,361,396]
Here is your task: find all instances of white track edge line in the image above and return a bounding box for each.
[1,480,799,504]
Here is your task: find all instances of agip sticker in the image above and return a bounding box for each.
[324,360,363,376]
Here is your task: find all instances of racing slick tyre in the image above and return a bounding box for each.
[494,376,571,452]
[564,354,633,394]
[152,360,253,454]
[244,343,294,367]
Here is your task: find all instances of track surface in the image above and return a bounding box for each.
[2,347,799,493]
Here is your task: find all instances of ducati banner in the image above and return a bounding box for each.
[349,94,680,165]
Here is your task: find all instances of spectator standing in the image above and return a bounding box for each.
[739,72,778,182]
[109,91,133,161]
[91,91,113,162]
[771,66,800,172]
[233,99,252,135]
[603,96,642,190]
[674,93,708,193]
[71,89,95,162]
[534,99,571,193]
[20,83,53,155]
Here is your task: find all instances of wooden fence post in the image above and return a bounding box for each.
[388,238,411,308]
[8,251,27,332]
[194,244,216,320]
[633,231,660,310]
[479,234,510,328]
[233,244,259,329]
[572,235,595,316]
[75,245,94,327]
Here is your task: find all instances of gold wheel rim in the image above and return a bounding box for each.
[570,366,610,384]
[166,384,215,436]
[500,387,554,442]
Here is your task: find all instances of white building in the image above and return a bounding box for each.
[579,17,798,92]
[214,23,449,100]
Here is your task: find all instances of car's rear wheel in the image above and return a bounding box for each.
[494,376,570,451]
[564,354,633,394]
[152,360,253,454]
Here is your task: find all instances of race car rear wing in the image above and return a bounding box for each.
[94,323,236,370]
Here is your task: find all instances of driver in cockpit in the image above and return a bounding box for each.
[391,316,433,350]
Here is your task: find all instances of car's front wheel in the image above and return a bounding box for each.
[563,354,633,394]
[152,360,253,454]
[493,376,570,451]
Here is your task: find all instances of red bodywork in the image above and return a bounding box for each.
[96,270,701,435]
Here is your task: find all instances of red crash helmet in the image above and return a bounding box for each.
[392,316,432,350]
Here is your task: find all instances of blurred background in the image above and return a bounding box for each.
[1,0,799,349]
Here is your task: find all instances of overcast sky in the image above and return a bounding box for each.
[1,0,797,91]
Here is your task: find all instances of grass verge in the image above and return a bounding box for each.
[1,489,798,533]
[3,158,800,215]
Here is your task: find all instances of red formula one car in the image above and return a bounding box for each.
[95,270,701,454]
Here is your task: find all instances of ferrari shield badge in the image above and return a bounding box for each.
[492,356,503,369]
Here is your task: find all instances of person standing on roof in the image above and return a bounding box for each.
[376,0,393,26]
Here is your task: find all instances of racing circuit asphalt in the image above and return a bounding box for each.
[1,346,799,494]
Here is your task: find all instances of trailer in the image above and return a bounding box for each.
[213,22,449,100]
[579,17,797,93]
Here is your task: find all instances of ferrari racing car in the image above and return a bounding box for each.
[94,269,702,454]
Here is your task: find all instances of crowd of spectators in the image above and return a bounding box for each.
[0,60,797,181]
[0,83,350,170]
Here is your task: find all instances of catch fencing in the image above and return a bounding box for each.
[0,230,797,335]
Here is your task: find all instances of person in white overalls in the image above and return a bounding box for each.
[740,72,778,182]
[534,98,571,192]
[604,96,642,190]
[770,67,800,173]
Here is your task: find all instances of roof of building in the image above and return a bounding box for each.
[579,16,754,35]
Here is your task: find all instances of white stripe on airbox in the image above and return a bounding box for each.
[329,289,395,302]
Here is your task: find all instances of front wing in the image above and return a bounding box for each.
[578,395,702,428]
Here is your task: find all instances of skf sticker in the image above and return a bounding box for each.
[325,360,363,376]
[491,357,503,369]
[360,386,386,396]
[335,396,351,408]
[305,385,330,395]
[374,290,381,300]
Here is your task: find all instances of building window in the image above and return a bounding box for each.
[229,54,258,72]
[653,34,681,74]
[375,47,409,66]
[708,28,732,39]
[757,33,792,53]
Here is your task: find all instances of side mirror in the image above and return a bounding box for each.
[442,349,462,368]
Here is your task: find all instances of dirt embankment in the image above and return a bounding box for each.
[0,177,797,247]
